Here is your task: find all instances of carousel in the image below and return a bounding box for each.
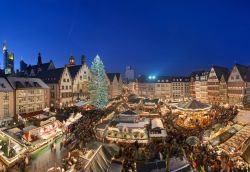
[174,99,212,129]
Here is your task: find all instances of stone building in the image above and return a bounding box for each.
[0,77,14,126]
[207,66,229,104]
[6,77,50,119]
[67,56,91,101]
[136,75,190,101]
[190,71,209,103]
[37,67,73,108]
[171,76,190,101]
[228,64,250,107]
[106,73,123,98]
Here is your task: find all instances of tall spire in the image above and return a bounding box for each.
[37,52,42,66]
[3,41,7,52]
[81,54,86,65]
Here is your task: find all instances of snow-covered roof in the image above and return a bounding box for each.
[116,119,150,129]
[234,110,250,125]
[151,118,164,129]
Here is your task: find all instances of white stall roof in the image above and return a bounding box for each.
[234,110,250,125]
[151,118,164,129]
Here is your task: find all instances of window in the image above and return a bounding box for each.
[51,93,55,98]
[66,86,68,89]
[3,104,9,117]
[80,76,82,80]
[63,79,66,82]
[231,76,234,80]
[84,71,87,74]
[67,79,69,82]
[236,75,240,80]
[62,86,64,90]
[3,93,9,100]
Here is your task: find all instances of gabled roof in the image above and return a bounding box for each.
[176,99,211,111]
[234,64,250,82]
[212,65,230,81]
[28,62,52,73]
[0,77,14,92]
[37,67,65,84]
[107,73,121,82]
[67,65,81,79]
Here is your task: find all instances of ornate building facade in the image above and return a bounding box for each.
[228,64,250,107]
[207,66,229,104]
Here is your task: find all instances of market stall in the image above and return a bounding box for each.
[175,99,212,129]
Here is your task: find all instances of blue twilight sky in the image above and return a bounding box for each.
[1,0,250,76]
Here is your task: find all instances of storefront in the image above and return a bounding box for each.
[23,119,62,143]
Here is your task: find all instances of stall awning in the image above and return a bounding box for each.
[20,110,45,119]
[176,99,211,111]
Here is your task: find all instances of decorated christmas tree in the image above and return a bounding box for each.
[89,55,108,108]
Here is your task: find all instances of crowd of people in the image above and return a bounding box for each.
[162,105,249,172]
[45,99,249,172]
[56,105,116,171]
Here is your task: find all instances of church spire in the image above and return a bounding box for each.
[81,54,86,65]
[37,52,42,66]
[3,41,7,52]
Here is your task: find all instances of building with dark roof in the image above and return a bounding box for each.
[228,64,250,107]
[0,77,14,126]
[190,71,209,103]
[136,75,190,101]
[67,60,91,101]
[6,77,50,120]
[190,71,207,98]
[207,65,230,104]
[37,66,73,108]
[19,53,55,77]
[171,76,190,101]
